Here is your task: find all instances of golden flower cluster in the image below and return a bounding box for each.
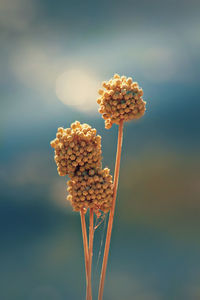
[97,74,146,129]
[50,121,113,214]
[50,121,102,177]
[67,167,113,213]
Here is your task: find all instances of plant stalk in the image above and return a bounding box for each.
[98,120,124,300]
[80,209,90,300]
[88,208,94,300]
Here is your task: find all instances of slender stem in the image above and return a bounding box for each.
[80,209,89,300]
[98,120,124,300]
[88,208,94,300]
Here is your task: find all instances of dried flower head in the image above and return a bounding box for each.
[67,167,113,214]
[50,121,102,177]
[97,74,146,129]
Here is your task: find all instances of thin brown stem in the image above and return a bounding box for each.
[98,120,124,300]
[80,209,89,300]
[88,208,94,300]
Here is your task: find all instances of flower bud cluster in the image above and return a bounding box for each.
[50,121,113,214]
[50,121,102,177]
[97,74,146,129]
[67,167,113,213]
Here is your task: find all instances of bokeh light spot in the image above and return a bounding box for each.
[55,69,99,111]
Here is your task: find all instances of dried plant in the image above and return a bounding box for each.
[50,74,146,300]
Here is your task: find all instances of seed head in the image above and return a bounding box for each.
[97,74,146,129]
[50,121,102,177]
[66,167,113,214]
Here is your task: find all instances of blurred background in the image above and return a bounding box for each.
[1,0,200,299]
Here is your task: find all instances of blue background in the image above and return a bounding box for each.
[1,0,200,299]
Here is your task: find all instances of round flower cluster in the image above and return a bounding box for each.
[67,168,113,213]
[97,74,146,129]
[50,121,102,177]
[50,121,113,214]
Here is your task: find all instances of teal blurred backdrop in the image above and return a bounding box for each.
[1,0,200,299]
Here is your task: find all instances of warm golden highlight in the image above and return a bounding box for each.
[97,74,146,129]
